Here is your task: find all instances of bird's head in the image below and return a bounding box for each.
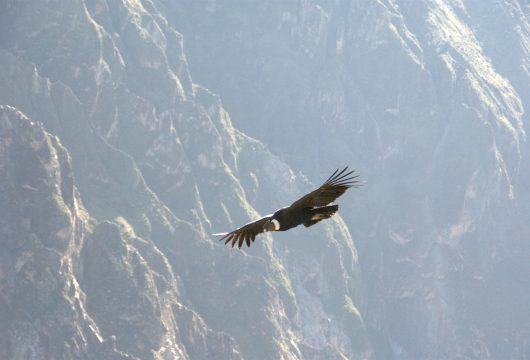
[263,219,280,232]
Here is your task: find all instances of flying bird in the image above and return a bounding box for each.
[213,167,360,249]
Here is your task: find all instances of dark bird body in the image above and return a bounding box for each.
[272,204,339,231]
[213,167,360,249]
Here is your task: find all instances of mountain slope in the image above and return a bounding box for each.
[1,0,529,359]
[0,1,368,359]
[162,1,530,359]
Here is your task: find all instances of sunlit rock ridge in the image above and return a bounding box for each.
[0,1,529,359]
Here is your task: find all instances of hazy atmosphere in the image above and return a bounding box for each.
[1,1,529,359]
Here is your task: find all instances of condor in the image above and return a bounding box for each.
[213,167,360,249]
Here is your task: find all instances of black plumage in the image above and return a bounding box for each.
[213,167,360,249]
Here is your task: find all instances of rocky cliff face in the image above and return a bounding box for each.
[0,105,126,359]
[0,1,366,359]
[161,1,530,358]
[1,1,529,359]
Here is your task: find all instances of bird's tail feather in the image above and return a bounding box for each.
[304,205,339,227]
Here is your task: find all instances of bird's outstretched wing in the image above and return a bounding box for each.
[213,215,272,249]
[289,167,360,209]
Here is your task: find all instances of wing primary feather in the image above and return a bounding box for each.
[230,234,238,246]
[332,179,357,187]
[230,235,238,247]
[237,232,245,249]
[216,232,242,246]
[238,232,246,249]
[245,232,251,247]
[327,167,348,184]
[328,169,354,184]
[335,172,355,183]
[330,173,359,186]
[341,180,360,188]
[324,168,340,183]
[342,177,361,188]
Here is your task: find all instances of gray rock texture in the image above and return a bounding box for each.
[1,1,529,359]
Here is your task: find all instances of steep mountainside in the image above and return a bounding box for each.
[1,1,529,359]
[0,103,245,359]
[0,1,367,359]
[161,0,530,359]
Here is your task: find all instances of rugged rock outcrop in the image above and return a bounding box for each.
[0,105,129,359]
[0,1,367,359]
[162,1,530,359]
